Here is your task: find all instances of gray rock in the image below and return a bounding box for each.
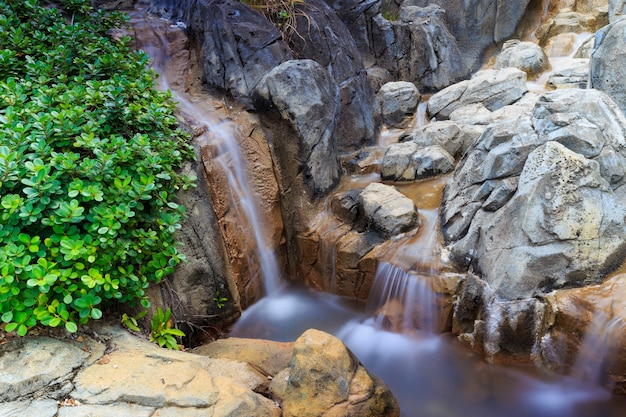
[58,404,155,417]
[359,183,420,236]
[370,5,470,91]
[590,17,626,115]
[256,59,342,195]
[448,103,493,125]
[494,40,550,78]
[610,0,626,22]
[377,81,421,128]
[547,60,590,89]
[381,143,454,181]
[0,400,58,417]
[428,68,528,120]
[402,120,482,158]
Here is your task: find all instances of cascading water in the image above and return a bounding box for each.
[130,10,282,295]
[131,3,626,417]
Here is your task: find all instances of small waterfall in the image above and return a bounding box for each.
[367,262,439,333]
[570,312,624,386]
[131,9,282,294]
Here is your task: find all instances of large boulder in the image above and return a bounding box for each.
[281,329,400,417]
[376,81,421,128]
[370,5,470,91]
[427,68,528,120]
[493,40,550,79]
[441,89,626,300]
[381,143,454,181]
[359,183,420,237]
[255,59,342,195]
[590,17,626,116]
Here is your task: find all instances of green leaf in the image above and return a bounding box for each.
[65,321,78,333]
[1,311,13,323]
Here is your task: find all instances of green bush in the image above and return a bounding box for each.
[0,0,195,335]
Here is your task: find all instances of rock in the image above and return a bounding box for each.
[256,59,342,195]
[376,81,421,128]
[58,404,156,417]
[547,59,590,89]
[427,68,528,120]
[494,40,550,79]
[401,120,482,159]
[382,143,454,181]
[574,35,596,58]
[610,0,626,22]
[442,89,626,300]
[590,18,626,116]
[0,400,58,417]
[370,5,470,91]
[359,183,419,236]
[448,103,493,125]
[543,273,626,392]
[537,11,604,44]
[282,329,400,417]
[289,0,379,151]
[331,189,362,225]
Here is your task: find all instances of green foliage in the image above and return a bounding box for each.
[0,0,195,335]
[381,0,399,21]
[121,310,147,332]
[213,290,228,309]
[240,0,305,46]
[150,307,184,350]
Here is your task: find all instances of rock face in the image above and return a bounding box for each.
[442,89,626,300]
[281,329,400,417]
[256,59,342,195]
[590,17,626,116]
[370,5,470,91]
[381,143,454,181]
[494,40,550,79]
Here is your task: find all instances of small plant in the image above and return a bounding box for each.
[240,0,306,46]
[213,291,228,309]
[381,0,399,21]
[121,310,147,332]
[150,307,185,350]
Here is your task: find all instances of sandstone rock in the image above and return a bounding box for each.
[58,404,155,417]
[427,68,528,120]
[359,183,419,236]
[376,81,421,128]
[494,40,550,79]
[537,11,603,44]
[590,17,626,116]
[382,144,454,181]
[256,59,342,195]
[282,329,399,417]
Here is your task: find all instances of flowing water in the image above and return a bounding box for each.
[131,4,626,416]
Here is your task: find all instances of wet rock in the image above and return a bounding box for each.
[376,81,421,128]
[359,183,419,237]
[543,273,626,392]
[370,5,469,91]
[331,189,362,225]
[494,40,550,79]
[427,68,528,120]
[537,11,605,44]
[590,17,626,116]
[282,329,400,417]
[382,143,454,181]
[547,59,590,89]
[256,59,342,195]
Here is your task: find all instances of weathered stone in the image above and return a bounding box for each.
[610,0,626,22]
[256,59,342,195]
[359,183,419,236]
[547,60,589,89]
[448,103,493,125]
[370,5,469,91]
[282,329,399,417]
[331,189,362,225]
[58,404,155,417]
[376,81,421,128]
[428,68,527,120]
[382,144,454,181]
[402,120,481,159]
[537,11,604,44]
[494,40,550,79]
[590,17,626,116]
[0,400,58,417]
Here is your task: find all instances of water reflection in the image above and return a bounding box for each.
[230,286,626,417]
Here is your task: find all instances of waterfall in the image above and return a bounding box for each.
[131,10,282,295]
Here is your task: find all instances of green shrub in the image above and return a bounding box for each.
[0,0,195,335]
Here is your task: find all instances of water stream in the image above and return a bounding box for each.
[131,4,626,417]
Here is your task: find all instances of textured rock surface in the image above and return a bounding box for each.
[427,68,528,119]
[359,183,420,237]
[590,17,626,115]
[282,329,400,417]
[442,89,626,300]
[377,81,421,128]
[547,59,590,89]
[382,143,454,181]
[494,40,550,78]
